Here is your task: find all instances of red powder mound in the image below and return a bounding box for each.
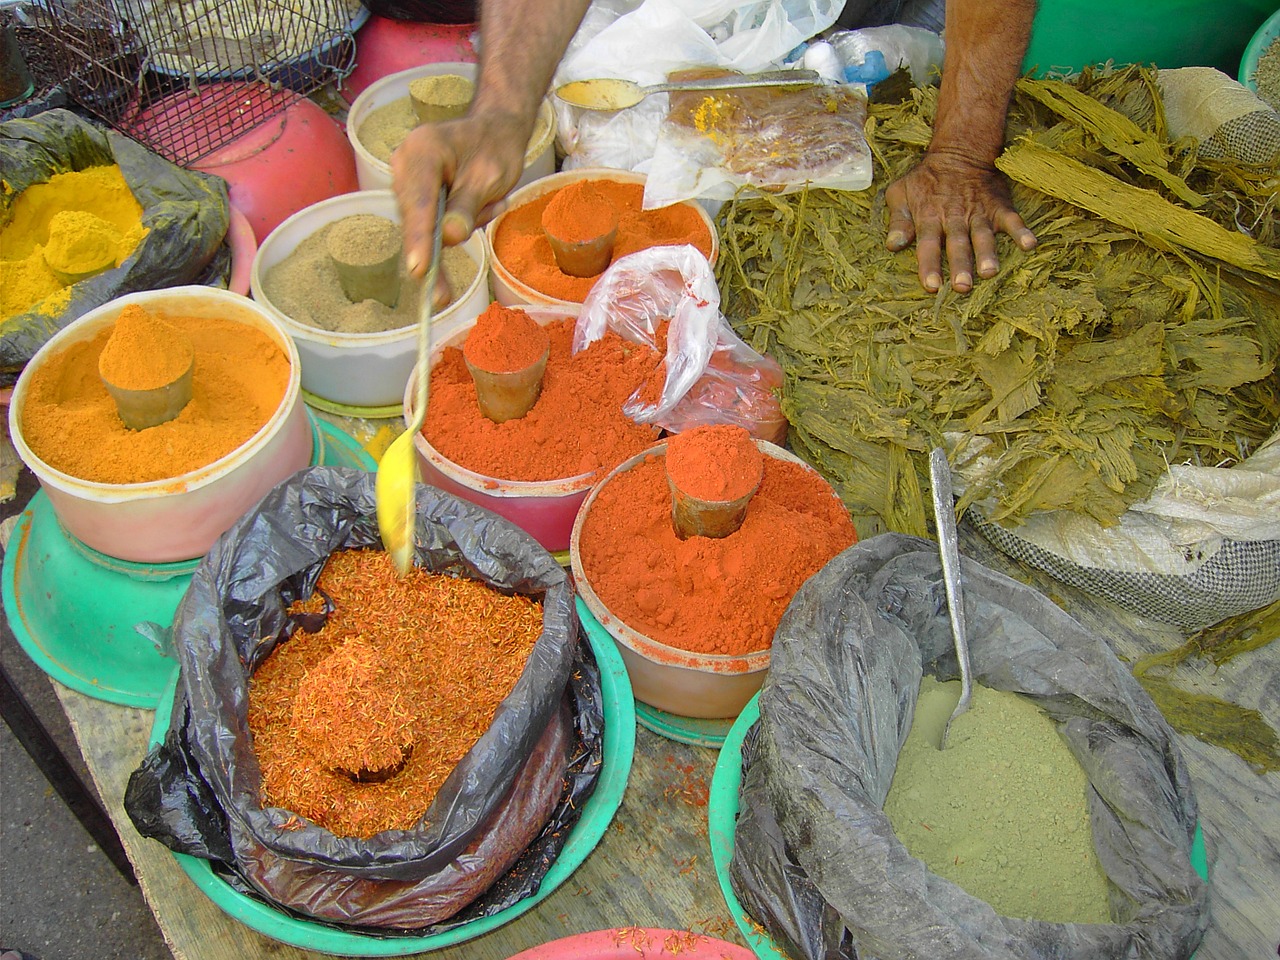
[577,452,857,656]
[541,179,620,243]
[666,424,764,502]
[461,303,551,373]
[425,317,662,481]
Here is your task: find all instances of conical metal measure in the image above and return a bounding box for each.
[930,446,972,749]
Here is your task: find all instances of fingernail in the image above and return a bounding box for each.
[925,272,941,290]
[979,258,997,276]
[406,251,423,274]
[442,211,470,237]
[955,272,972,289]
[886,231,905,248]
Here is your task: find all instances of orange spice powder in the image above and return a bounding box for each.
[248,549,544,839]
[540,179,620,243]
[666,424,764,502]
[98,304,194,390]
[492,179,713,302]
[461,302,550,373]
[20,305,289,484]
[426,316,661,481]
[577,449,856,656]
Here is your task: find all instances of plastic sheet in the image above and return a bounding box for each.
[575,244,787,444]
[126,466,602,931]
[0,108,231,384]
[731,533,1210,960]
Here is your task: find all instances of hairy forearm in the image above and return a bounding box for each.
[470,0,592,122]
[930,0,1037,166]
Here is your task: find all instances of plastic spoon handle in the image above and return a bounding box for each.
[408,190,449,437]
[930,447,973,748]
[644,69,824,96]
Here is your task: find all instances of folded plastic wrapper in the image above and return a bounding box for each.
[641,70,869,207]
[576,244,788,444]
[125,466,604,934]
[554,0,842,173]
[1,108,231,385]
[731,532,1210,960]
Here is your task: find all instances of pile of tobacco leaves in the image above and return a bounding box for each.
[716,66,1280,538]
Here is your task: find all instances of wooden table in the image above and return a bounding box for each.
[27,524,1280,960]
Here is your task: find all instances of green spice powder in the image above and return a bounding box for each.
[884,678,1111,924]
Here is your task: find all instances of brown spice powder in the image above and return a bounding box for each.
[248,549,544,838]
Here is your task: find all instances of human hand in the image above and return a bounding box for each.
[391,110,533,300]
[884,150,1036,294]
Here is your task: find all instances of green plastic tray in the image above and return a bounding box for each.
[1239,7,1280,90]
[2,415,375,708]
[143,594,635,954]
[709,694,1211,960]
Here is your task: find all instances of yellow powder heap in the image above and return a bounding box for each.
[0,165,149,319]
[98,304,195,391]
[43,210,124,279]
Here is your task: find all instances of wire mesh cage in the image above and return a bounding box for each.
[25,0,363,165]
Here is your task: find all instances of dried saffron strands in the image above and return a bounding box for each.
[248,549,544,838]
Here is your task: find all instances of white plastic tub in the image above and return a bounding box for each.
[346,62,557,192]
[8,286,312,564]
[250,189,490,409]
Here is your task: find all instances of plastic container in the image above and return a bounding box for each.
[569,438,809,721]
[338,16,477,105]
[7,286,311,564]
[225,205,258,296]
[346,62,555,193]
[1,415,375,708]
[1240,7,1280,91]
[505,928,755,960]
[707,693,1213,960]
[1023,0,1276,76]
[251,189,490,409]
[143,594,635,955]
[485,168,719,310]
[404,305,593,553]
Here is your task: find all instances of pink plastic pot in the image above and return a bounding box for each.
[504,928,755,960]
[225,205,256,296]
[339,16,477,104]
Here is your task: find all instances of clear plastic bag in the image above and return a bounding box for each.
[644,72,872,207]
[575,244,788,444]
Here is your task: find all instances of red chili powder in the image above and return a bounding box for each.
[493,179,713,302]
[461,302,551,373]
[666,424,763,502]
[426,317,662,481]
[540,179,620,243]
[577,450,856,656]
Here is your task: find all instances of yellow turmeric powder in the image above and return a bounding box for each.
[1,165,149,319]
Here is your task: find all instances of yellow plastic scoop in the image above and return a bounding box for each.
[554,69,823,111]
[375,193,447,575]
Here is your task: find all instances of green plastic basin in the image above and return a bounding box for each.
[140,594,635,954]
[1024,0,1276,75]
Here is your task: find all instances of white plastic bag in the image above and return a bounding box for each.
[553,0,843,171]
[575,244,788,443]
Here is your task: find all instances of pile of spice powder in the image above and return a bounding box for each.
[576,444,856,656]
[425,310,662,481]
[248,549,544,838]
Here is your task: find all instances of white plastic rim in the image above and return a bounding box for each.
[346,62,557,192]
[250,189,490,408]
[404,304,596,499]
[9,285,304,505]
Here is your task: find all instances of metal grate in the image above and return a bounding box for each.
[26,0,360,165]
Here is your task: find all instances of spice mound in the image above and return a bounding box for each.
[884,678,1110,924]
[262,213,479,334]
[19,303,289,484]
[426,305,662,481]
[98,304,194,391]
[357,90,551,165]
[576,438,856,656]
[541,180,619,246]
[0,164,148,320]
[492,178,713,302]
[248,549,544,838]
[666,423,763,502]
[462,301,550,373]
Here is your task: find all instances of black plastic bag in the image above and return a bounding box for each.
[1,108,230,384]
[126,466,600,930]
[731,533,1210,960]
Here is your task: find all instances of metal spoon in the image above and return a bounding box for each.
[375,192,447,576]
[554,69,824,112]
[929,447,973,749]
